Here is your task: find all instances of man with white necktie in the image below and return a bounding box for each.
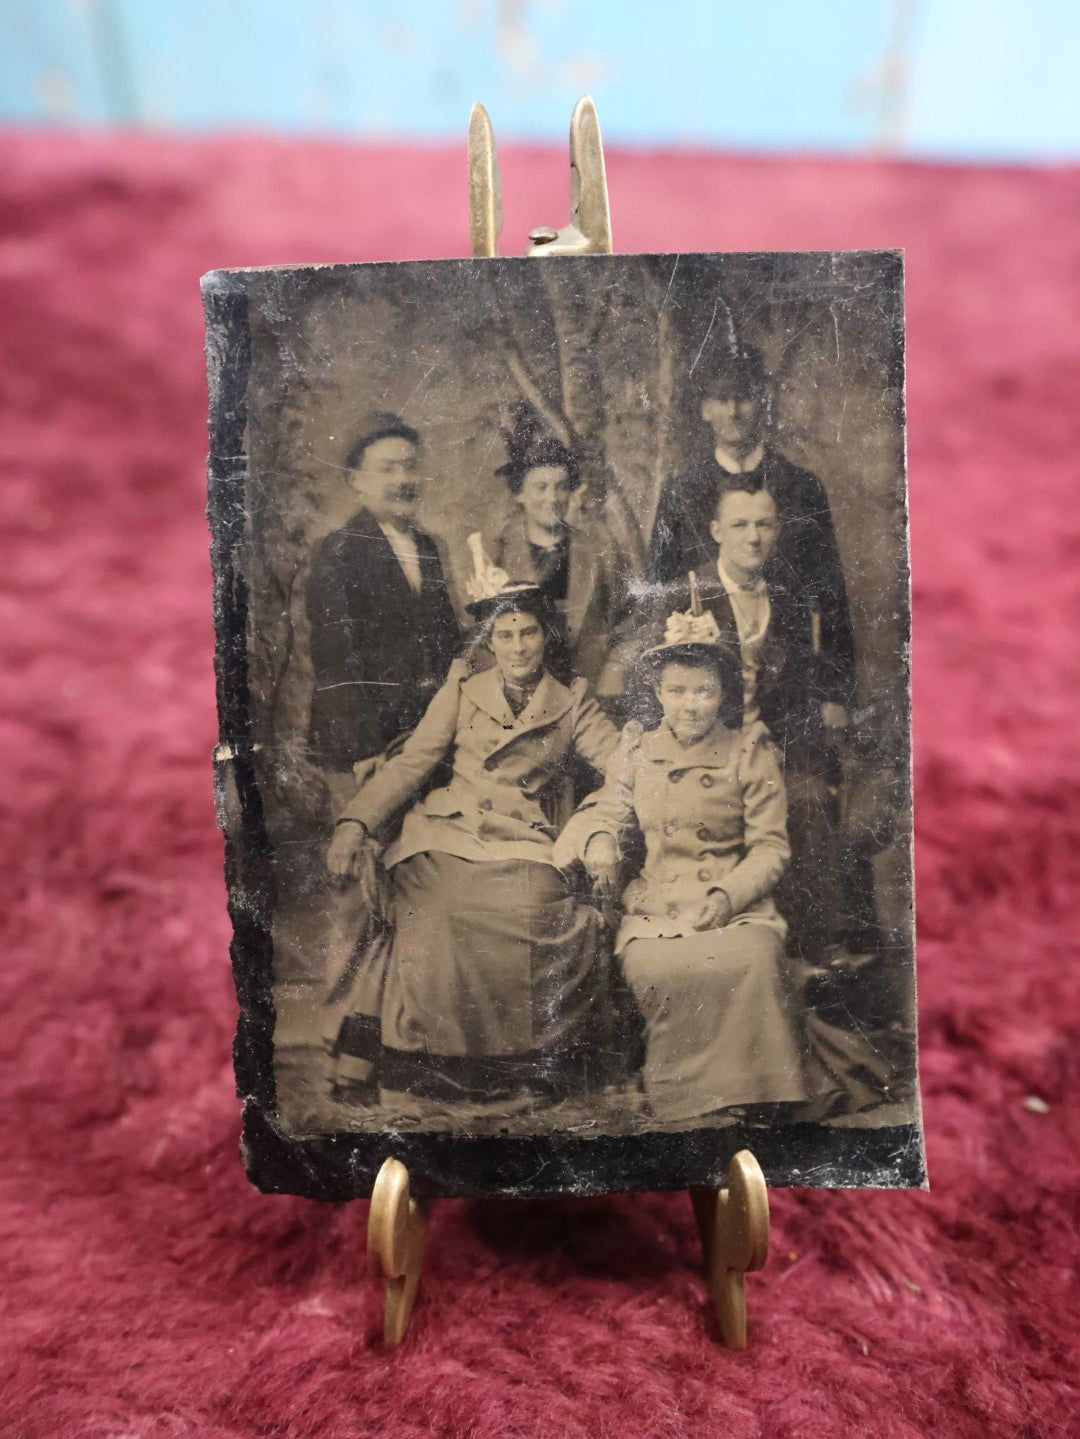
[646,342,856,739]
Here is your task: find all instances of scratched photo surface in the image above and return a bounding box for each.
[204,252,924,1199]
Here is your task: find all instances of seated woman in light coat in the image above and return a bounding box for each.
[324,548,619,1124]
[554,590,818,1126]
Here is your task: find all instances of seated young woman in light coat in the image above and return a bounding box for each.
[554,597,820,1126]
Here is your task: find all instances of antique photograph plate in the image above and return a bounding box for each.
[204,250,925,1199]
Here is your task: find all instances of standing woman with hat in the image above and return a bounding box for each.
[324,545,619,1123]
[486,409,630,701]
[555,582,817,1125]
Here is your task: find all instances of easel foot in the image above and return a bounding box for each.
[365,1149,766,1348]
[367,1157,430,1346]
[691,1149,770,1349]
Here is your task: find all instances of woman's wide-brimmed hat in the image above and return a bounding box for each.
[462,532,551,623]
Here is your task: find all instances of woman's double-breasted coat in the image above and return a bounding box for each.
[554,717,790,951]
[339,662,619,866]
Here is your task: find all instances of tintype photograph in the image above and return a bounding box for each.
[204,250,924,1199]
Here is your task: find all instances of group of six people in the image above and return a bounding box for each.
[307,340,881,1129]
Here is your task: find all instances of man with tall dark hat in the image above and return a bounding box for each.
[646,338,856,736]
[306,411,461,794]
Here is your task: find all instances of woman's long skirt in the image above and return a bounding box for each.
[620,922,813,1124]
[330,852,606,1123]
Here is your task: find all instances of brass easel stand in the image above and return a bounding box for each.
[691,1151,770,1349]
[367,1157,430,1346]
[367,96,771,1349]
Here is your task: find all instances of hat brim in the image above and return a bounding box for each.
[465,583,550,622]
[640,639,735,669]
[634,641,746,731]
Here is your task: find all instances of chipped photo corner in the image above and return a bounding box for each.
[204,251,924,1200]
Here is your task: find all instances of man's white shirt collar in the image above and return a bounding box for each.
[717,557,768,597]
[378,519,423,593]
[713,439,765,475]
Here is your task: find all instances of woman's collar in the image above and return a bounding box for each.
[647,718,739,766]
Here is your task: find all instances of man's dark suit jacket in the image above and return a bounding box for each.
[306,508,461,771]
[686,571,839,756]
[646,446,856,706]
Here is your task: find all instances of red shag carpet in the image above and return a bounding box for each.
[2,131,1078,1438]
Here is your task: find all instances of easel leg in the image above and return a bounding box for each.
[691,1149,770,1350]
[367,1157,431,1346]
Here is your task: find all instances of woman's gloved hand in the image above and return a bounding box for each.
[583,833,620,901]
[692,890,733,931]
[326,820,383,917]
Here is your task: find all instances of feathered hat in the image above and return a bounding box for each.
[462,532,551,624]
[642,572,738,669]
[494,403,579,493]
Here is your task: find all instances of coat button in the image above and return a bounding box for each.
[697,867,711,882]
[668,771,683,784]
[666,902,679,919]
[479,798,493,811]
[697,827,711,842]
[700,773,715,788]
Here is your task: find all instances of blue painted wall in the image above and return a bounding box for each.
[2,0,1078,159]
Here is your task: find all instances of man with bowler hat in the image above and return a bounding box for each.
[307,411,461,795]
